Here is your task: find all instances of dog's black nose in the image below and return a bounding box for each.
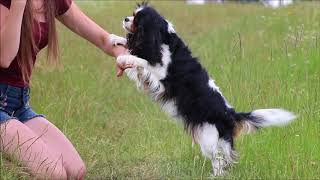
[124,17,130,22]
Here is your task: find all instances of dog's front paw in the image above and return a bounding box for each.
[116,55,135,68]
[116,55,148,68]
[109,34,127,46]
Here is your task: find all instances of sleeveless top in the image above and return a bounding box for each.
[0,0,72,87]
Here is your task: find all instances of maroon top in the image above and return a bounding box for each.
[0,0,72,87]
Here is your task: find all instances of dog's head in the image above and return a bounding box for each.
[123,2,176,65]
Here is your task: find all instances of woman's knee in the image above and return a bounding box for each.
[0,120,68,179]
[77,164,87,180]
[65,160,87,179]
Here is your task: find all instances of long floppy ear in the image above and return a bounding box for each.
[130,15,163,66]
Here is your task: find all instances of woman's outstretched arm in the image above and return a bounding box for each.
[0,0,27,68]
[57,2,127,58]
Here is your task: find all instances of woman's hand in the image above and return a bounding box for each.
[113,45,132,77]
[56,2,132,77]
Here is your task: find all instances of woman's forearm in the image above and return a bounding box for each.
[58,3,126,58]
[0,2,26,68]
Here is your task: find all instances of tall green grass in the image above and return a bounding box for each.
[1,1,319,179]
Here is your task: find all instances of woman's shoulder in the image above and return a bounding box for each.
[0,0,11,9]
[55,0,73,16]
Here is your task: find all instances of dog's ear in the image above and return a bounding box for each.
[137,1,149,8]
[129,15,163,66]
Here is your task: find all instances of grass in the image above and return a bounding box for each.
[1,1,320,179]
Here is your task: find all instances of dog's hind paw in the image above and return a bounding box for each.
[211,167,227,177]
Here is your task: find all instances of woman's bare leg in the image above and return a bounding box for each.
[0,119,67,179]
[24,117,86,179]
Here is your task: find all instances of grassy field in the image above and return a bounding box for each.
[1,1,320,179]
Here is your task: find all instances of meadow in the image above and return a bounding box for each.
[1,1,320,179]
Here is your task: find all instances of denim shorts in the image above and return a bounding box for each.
[0,83,45,124]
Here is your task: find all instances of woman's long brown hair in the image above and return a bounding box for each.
[17,0,58,83]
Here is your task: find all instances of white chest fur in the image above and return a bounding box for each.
[148,44,172,80]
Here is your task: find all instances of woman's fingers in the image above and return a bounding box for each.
[116,63,134,77]
[116,67,123,77]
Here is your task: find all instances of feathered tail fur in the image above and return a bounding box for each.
[234,109,296,137]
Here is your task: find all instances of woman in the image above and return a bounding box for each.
[0,0,127,179]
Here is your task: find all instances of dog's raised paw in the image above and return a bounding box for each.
[109,34,127,46]
[116,55,148,68]
[116,55,135,68]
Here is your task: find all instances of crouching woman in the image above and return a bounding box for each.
[0,0,126,179]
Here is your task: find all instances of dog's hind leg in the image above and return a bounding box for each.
[217,139,238,172]
[195,123,224,176]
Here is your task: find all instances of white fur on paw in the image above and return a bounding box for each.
[116,55,135,67]
[212,167,226,177]
[109,34,127,46]
[116,55,148,68]
[211,156,228,177]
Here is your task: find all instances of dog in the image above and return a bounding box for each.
[109,2,296,176]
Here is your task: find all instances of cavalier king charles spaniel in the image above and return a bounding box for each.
[109,2,296,176]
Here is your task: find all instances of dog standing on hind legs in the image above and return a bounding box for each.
[110,2,296,176]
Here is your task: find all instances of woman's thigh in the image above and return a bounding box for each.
[0,119,67,179]
[24,117,86,178]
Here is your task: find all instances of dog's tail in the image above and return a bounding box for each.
[233,109,296,138]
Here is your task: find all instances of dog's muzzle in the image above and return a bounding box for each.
[123,16,134,33]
